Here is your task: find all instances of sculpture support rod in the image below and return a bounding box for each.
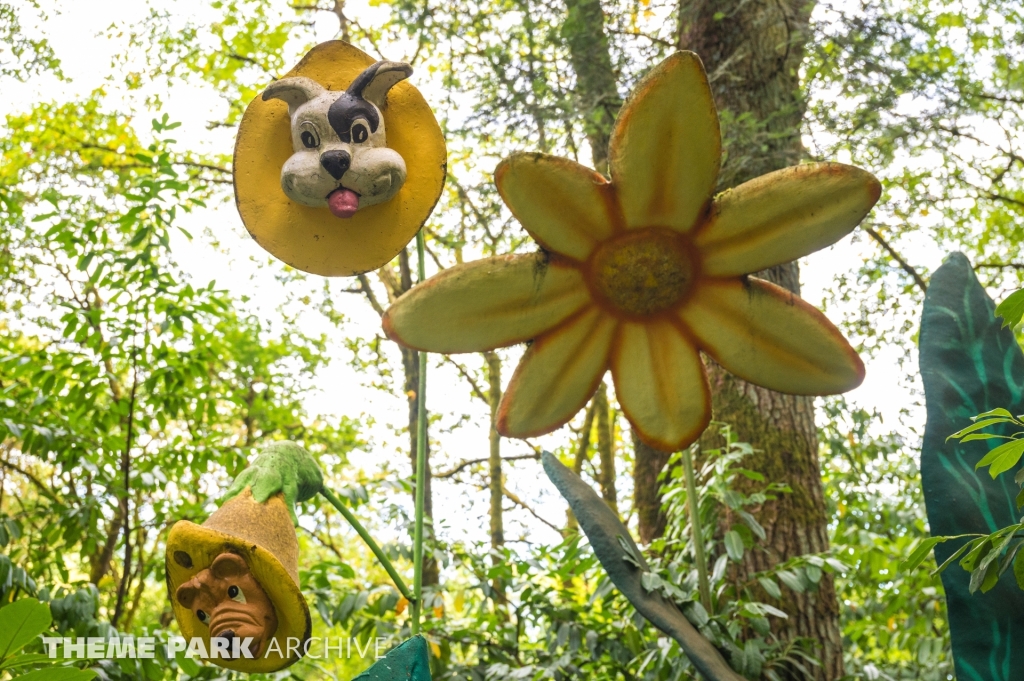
[321,487,413,603]
[412,229,429,635]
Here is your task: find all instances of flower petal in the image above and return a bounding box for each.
[497,306,616,438]
[383,253,589,353]
[681,278,865,394]
[609,51,720,233]
[611,321,711,451]
[698,163,882,276]
[496,153,617,260]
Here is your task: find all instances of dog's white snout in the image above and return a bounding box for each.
[373,173,393,195]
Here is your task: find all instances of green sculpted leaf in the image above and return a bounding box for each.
[352,636,432,681]
[919,252,1024,680]
[0,599,52,661]
[542,452,745,681]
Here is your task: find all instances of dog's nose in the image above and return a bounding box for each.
[320,150,351,180]
[215,630,236,656]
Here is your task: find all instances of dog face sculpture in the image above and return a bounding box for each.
[175,552,279,658]
[262,61,412,218]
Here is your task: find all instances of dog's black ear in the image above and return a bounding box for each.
[347,61,413,108]
[262,77,325,115]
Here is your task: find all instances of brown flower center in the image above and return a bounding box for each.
[588,228,695,317]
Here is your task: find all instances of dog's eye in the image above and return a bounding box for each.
[301,130,319,149]
[351,123,368,144]
[196,610,208,623]
[228,585,247,604]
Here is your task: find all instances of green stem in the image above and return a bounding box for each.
[683,446,712,613]
[321,487,413,603]
[412,229,428,635]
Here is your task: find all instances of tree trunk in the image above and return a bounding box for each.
[565,400,597,532]
[484,351,506,602]
[485,352,504,551]
[634,434,671,543]
[679,3,842,679]
[593,382,618,514]
[560,0,842,677]
[561,0,619,172]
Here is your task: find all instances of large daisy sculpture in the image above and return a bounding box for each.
[382,51,881,452]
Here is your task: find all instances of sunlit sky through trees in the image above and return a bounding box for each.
[1,0,965,547]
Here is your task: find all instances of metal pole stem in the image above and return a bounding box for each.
[683,445,712,613]
[412,230,428,635]
[321,487,413,603]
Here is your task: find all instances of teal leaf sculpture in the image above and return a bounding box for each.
[353,635,432,681]
[920,252,1024,680]
[542,452,744,681]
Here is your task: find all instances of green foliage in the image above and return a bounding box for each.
[5,1,1023,679]
[0,2,62,81]
[948,409,1024,479]
[0,596,98,681]
[821,401,953,678]
[997,288,1024,330]
[0,599,51,661]
[653,428,842,680]
[807,0,1024,361]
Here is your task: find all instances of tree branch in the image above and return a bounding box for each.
[607,28,675,48]
[356,273,385,317]
[975,262,1024,271]
[503,485,561,533]
[0,457,59,503]
[863,226,928,293]
[435,453,540,479]
[442,356,489,404]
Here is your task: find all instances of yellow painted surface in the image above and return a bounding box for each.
[234,41,447,276]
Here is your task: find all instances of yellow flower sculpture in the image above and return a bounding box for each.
[382,52,881,451]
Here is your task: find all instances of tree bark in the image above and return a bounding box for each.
[485,351,504,552]
[561,0,619,172]
[559,0,842,677]
[593,382,618,514]
[679,3,842,679]
[633,434,672,543]
[484,351,507,603]
[565,400,597,532]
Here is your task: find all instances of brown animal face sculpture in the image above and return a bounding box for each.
[175,552,279,658]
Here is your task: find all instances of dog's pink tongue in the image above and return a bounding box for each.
[327,188,359,218]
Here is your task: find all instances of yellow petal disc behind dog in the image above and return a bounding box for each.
[234,41,447,277]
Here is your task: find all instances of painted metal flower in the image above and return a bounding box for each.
[382,51,880,451]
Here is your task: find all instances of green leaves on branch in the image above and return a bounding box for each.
[903,524,1024,595]
[996,289,1024,330]
[947,408,1024,480]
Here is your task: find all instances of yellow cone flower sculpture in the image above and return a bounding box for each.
[382,51,881,451]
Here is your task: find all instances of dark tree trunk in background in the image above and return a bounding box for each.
[679,5,842,679]
[634,435,671,543]
[594,383,618,513]
[562,0,619,171]
[561,0,842,678]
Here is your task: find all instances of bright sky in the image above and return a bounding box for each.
[2,0,940,549]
